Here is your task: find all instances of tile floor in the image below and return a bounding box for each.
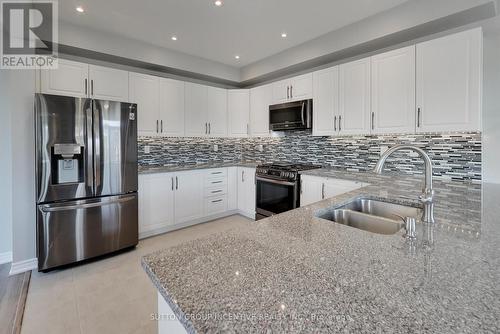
[21,215,252,334]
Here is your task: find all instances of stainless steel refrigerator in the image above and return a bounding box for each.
[35,93,138,271]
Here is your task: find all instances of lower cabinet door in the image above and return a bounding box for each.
[139,173,175,235]
[237,167,256,216]
[300,176,323,206]
[174,171,204,224]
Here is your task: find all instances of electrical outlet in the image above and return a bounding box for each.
[380,146,388,155]
[257,144,264,152]
[144,145,151,154]
[213,144,219,152]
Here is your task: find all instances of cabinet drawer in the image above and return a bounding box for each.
[205,177,227,188]
[205,168,227,179]
[204,196,227,216]
[205,184,228,197]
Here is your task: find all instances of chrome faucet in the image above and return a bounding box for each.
[374,145,435,224]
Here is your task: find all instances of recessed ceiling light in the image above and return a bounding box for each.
[281,32,287,38]
[76,6,84,13]
[234,55,240,60]
[214,0,223,6]
[171,36,178,41]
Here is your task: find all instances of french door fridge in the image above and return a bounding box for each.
[35,94,138,271]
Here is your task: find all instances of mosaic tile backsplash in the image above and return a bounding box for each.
[138,132,481,182]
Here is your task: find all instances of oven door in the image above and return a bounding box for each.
[256,176,298,217]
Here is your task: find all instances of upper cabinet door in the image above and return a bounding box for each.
[228,89,250,137]
[339,58,371,135]
[250,84,272,137]
[40,59,88,98]
[272,79,290,103]
[312,66,339,136]
[371,46,416,134]
[184,83,208,137]
[129,73,160,137]
[289,73,313,101]
[160,78,185,137]
[207,87,228,137]
[88,65,129,102]
[416,28,482,132]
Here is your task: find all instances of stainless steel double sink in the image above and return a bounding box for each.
[316,197,422,235]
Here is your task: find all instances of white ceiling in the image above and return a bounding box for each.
[60,0,410,67]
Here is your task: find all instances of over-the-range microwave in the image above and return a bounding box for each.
[269,99,313,131]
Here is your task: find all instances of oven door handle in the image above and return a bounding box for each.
[256,176,296,186]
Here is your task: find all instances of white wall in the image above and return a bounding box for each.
[482,16,500,184]
[0,71,13,260]
[0,69,36,266]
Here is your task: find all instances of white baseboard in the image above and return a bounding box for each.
[139,210,249,240]
[9,258,37,275]
[0,251,13,265]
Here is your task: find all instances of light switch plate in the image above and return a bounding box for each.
[213,144,219,152]
[144,145,150,154]
[257,144,264,152]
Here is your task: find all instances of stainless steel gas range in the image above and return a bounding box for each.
[255,162,321,220]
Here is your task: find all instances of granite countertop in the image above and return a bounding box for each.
[142,169,500,333]
[138,161,259,174]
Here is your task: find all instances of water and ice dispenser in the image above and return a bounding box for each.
[51,144,84,184]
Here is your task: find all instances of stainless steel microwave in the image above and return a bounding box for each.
[269,99,313,131]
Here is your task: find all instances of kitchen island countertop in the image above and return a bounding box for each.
[142,168,499,333]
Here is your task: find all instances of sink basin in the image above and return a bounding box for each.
[316,198,422,235]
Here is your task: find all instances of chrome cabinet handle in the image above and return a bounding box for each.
[339,116,342,132]
[211,190,222,194]
[246,124,249,135]
[156,120,159,133]
[84,79,88,96]
[290,85,293,99]
[208,123,211,134]
[417,108,421,128]
[161,120,163,133]
[371,112,375,130]
[205,123,208,134]
[300,179,303,194]
[212,199,223,203]
[287,86,290,99]
[175,176,178,190]
[242,171,245,182]
[91,80,94,96]
[321,183,325,199]
[334,116,337,131]
[171,177,174,191]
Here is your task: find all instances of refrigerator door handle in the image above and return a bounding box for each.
[93,101,102,192]
[85,105,94,190]
[40,196,135,212]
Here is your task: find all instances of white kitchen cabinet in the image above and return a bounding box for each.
[129,72,160,136]
[312,66,339,136]
[40,59,88,97]
[138,173,175,236]
[416,28,482,132]
[250,84,272,137]
[339,58,371,135]
[88,65,129,102]
[237,167,256,218]
[41,60,129,102]
[159,78,185,137]
[228,89,250,137]
[174,170,205,224]
[300,175,367,206]
[227,167,238,210]
[207,87,228,137]
[184,82,208,137]
[371,46,416,134]
[300,175,324,206]
[272,73,313,103]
